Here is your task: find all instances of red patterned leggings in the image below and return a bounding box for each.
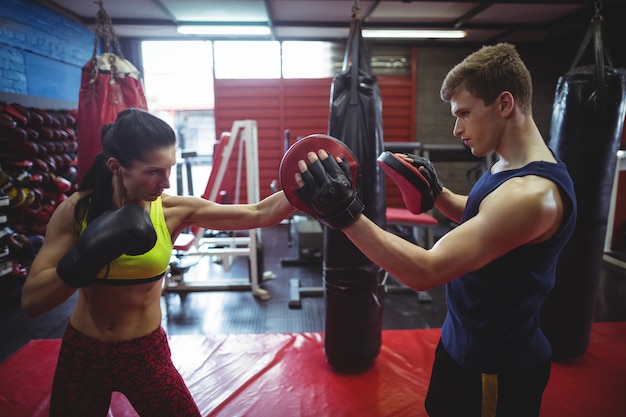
[49,323,201,417]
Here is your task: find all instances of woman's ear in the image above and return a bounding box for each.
[107,158,122,176]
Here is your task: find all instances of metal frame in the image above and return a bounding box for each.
[162,120,270,300]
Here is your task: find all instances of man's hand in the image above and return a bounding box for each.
[293,150,364,229]
[377,151,443,214]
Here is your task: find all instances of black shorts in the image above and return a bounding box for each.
[425,339,551,417]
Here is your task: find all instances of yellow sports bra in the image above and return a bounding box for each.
[80,197,173,285]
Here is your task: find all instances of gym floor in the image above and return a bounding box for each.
[1,219,626,364]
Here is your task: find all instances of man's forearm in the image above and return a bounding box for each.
[435,187,467,224]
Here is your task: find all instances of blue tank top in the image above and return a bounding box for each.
[441,157,577,372]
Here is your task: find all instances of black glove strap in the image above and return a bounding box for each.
[319,196,364,229]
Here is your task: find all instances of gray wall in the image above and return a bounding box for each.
[413,45,574,195]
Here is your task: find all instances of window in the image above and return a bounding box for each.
[213,41,281,79]
[142,40,214,110]
[282,41,337,79]
[142,40,216,190]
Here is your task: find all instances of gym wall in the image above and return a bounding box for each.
[0,0,93,105]
[1,0,613,209]
[213,76,413,207]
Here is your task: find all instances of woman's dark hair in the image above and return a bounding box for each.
[74,109,176,224]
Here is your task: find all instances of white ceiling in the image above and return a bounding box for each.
[32,0,622,45]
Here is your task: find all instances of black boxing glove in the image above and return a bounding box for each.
[56,204,157,287]
[377,151,443,214]
[293,154,364,229]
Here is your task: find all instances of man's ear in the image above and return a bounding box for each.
[498,91,515,116]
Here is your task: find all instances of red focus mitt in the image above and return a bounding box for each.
[279,134,363,229]
[377,151,442,214]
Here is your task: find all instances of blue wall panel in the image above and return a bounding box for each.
[24,52,82,103]
[0,0,93,103]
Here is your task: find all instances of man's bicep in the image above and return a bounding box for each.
[474,181,559,251]
[429,214,511,280]
[431,186,554,279]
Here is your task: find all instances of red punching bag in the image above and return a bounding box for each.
[76,1,147,181]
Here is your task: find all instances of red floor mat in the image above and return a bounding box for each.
[1,322,625,416]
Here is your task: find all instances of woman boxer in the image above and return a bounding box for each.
[21,108,294,417]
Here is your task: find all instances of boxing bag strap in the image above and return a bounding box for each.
[342,0,374,106]
[93,0,124,59]
[592,14,607,105]
[569,1,613,106]
[90,0,125,83]
[341,0,363,71]
[349,20,359,106]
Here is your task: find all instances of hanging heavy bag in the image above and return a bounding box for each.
[541,11,626,359]
[323,5,387,372]
[77,1,147,181]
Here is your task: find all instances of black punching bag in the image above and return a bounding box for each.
[541,14,626,359]
[323,10,387,372]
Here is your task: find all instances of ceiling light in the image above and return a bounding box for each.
[362,29,466,39]
[177,25,272,36]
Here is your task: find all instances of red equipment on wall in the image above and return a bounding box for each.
[76,0,147,180]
